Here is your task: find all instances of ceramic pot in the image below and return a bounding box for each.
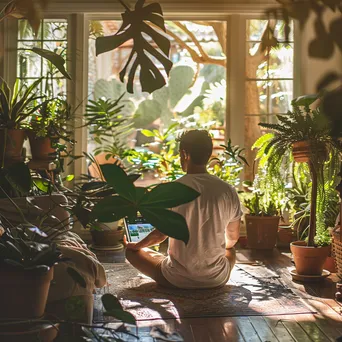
[91,228,124,247]
[0,266,54,320]
[246,215,280,249]
[27,132,56,161]
[290,240,330,275]
[0,129,25,164]
[277,226,296,248]
[292,141,326,163]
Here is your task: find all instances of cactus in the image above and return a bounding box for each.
[93,78,137,117]
[133,65,204,128]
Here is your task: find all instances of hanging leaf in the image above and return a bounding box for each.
[141,182,199,208]
[102,293,123,311]
[140,207,190,244]
[31,47,72,79]
[92,195,137,223]
[100,164,136,202]
[96,0,173,94]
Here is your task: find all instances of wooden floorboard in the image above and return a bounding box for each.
[100,247,342,342]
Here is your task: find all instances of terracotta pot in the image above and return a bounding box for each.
[27,132,56,161]
[0,266,54,320]
[0,129,25,164]
[290,240,331,275]
[91,228,124,247]
[323,256,337,273]
[277,226,296,248]
[0,323,58,342]
[292,141,326,163]
[246,215,280,249]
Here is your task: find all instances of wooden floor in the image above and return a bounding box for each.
[97,247,342,342]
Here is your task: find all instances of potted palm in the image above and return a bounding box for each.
[0,78,43,166]
[255,94,342,276]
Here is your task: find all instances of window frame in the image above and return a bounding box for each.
[2,9,300,177]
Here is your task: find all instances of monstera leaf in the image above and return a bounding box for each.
[91,163,200,244]
[96,0,173,94]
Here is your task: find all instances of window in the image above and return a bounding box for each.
[244,19,294,172]
[87,20,227,155]
[17,19,68,96]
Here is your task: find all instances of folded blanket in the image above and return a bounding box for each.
[0,195,107,302]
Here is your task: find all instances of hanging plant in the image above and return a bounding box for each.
[96,0,173,94]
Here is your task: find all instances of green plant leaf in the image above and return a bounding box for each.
[67,267,87,288]
[100,164,136,202]
[31,47,71,79]
[292,94,319,107]
[92,195,136,222]
[140,207,189,244]
[95,0,173,93]
[101,293,123,311]
[103,309,136,325]
[141,129,155,137]
[141,182,200,208]
[64,174,75,182]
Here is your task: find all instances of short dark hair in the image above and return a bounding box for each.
[178,130,213,165]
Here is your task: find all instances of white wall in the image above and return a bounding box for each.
[299,10,342,95]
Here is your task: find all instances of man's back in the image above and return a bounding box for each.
[161,173,242,289]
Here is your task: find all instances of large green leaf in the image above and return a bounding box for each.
[141,182,200,208]
[96,0,173,94]
[140,207,189,244]
[92,195,136,222]
[104,309,136,325]
[102,293,123,311]
[31,47,71,80]
[100,164,136,202]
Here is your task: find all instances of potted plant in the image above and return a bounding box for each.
[28,96,75,161]
[0,224,63,320]
[0,78,43,166]
[244,192,281,250]
[255,94,342,275]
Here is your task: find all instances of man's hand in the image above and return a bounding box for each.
[123,235,141,251]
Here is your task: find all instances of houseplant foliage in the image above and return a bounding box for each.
[255,94,341,275]
[96,0,173,94]
[86,95,133,161]
[74,163,199,244]
[0,222,62,320]
[209,139,248,189]
[256,94,341,247]
[243,167,284,250]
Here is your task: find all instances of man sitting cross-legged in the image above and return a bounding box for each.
[124,130,242,289]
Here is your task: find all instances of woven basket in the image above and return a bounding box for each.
[332,225,342,280]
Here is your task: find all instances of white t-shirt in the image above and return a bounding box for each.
[161,173,242,289]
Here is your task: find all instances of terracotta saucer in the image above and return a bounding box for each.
[290,268,330,282]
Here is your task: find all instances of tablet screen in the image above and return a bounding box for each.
[125,217,156,243]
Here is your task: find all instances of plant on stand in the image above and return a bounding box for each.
[0,78,43,167]
[255,94,342,276]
